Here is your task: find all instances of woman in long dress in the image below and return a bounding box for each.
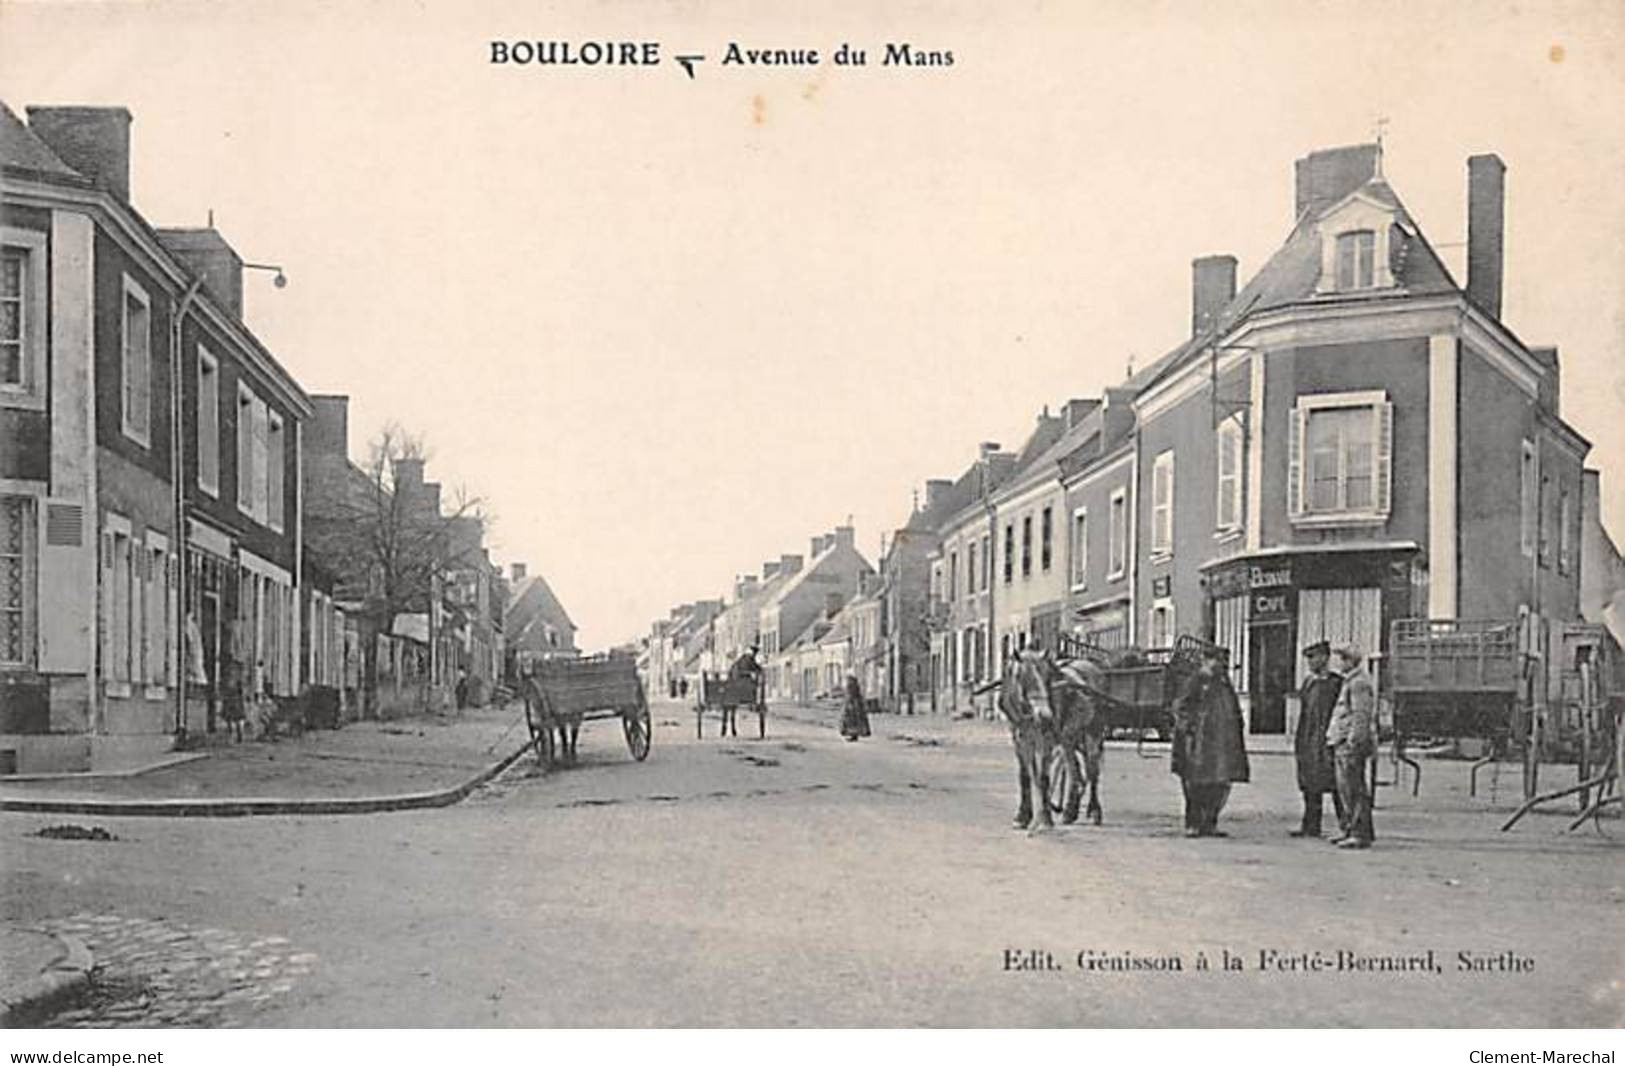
[840,673,871,741]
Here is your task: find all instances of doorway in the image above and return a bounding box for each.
[1247,623,1293,734]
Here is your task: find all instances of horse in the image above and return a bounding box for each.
[997,650,1109,832]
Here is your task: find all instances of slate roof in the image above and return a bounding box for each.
[506,573,577,640]
[0,101,81,179]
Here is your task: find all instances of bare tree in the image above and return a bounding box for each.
[305,425,485,717]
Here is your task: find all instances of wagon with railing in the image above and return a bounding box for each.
[520,652,651,767]
[1054,633,1220,742]
[1387,618,1530,797]
[695,671,767,739]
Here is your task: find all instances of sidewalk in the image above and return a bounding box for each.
[0,703,533,816]
[0,924,93,1027]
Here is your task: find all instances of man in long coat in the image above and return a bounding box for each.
[1292,641,1345,838]
[1170,647,1251,837]
[1326,644,1378,849]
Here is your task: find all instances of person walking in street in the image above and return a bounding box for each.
[1170,646,1251,837]
[840,673,871,741]
[1291,641,1346,838]
[1326,644,1377,849]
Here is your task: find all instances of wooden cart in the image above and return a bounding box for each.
[1054,633,1217,741]
[521,652,651,768]
[1388,618,1529,797]
[695,671,767,739]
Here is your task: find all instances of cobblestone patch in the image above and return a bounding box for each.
[36,913,315,1028]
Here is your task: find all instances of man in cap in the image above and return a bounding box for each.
[1169,645,1251,837]
[1291,641,1345,837]
[1325,644,1377,848]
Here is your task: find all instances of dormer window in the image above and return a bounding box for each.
[1335,230,1376,290]
[1315,193,1397,293]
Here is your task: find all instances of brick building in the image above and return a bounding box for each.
[1,102,317,771]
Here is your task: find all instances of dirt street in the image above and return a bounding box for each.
[3,701,1620,1027]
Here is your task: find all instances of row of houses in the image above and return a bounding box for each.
[0,101,575,773]
[649,140,1620,732]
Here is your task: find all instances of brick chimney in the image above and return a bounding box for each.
[1062,398,1100,429]
[1467,153,1506,320]
[157,228,245,320]
[1293,144,1380,221]
[762,561,781,580]
[1191,255,1238,337]
[309,395,349,459]
[510,562,527,583]
[924,479,953,510]
[833,525,856,551]
[394,457,424,497]
[1101,386,1137,445]
[978,441,1001,458]
[1529,345,1560,416]
[26,106,132,200]
[811,535,827,557]
[779,553,803,576]
[422,481,442,518]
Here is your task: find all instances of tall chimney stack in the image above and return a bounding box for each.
[1466,153,1506,320]
[1191,255,1238,337]
[510,562,527,583]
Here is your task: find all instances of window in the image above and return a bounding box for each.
[1149,599,1175,649]
[981,535,991,589]
[948,551,958,603]
[1,248,26,388]
[1108,489,1127,579]
[267,411,286,533]
[1070,508,1088,589]
[1003,523,1014,584]
[121,277,152,446]
[1335,230,1376,290]
[1021,515,1033,578]
[102,521,134,691]
[237,386,256,514]
[1520,439,1537,558]
[1151,451,1175,557]
[0,496,35,667]
[1215,417,1243,532]
[197,349,220,496]
[1538,474,1553,569]
[1289,393,1393,522]
[1041,506,1053,572]
[1559,487,1574,575]
[967,541,978,595]
[0,229,47,409]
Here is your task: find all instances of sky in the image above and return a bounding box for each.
[3,0,1623,649]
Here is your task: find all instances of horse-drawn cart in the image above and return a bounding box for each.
[520,652,651,768]
[1054,633,1217,741]
[1388,618,1529,797]
[695,671,766,739]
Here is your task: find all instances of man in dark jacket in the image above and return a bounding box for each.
[1292,641,1345,838]
[1171,647,1251,837]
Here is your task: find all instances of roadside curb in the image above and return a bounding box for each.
[0,741,534,819]
[0,930,93,1028]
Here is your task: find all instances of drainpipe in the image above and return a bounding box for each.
[1127,428,1141,646]
[170,277,206,743]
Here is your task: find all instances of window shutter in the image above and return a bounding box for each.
[1287,406,1304,517]
[1374,401,1394,515]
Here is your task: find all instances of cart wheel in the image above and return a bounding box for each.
[757,702,767,740]
[1047,745,1080,821]
[624,689,652,761]
[523,682,554,769]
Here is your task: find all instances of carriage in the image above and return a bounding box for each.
[695,671,767,739]
[520,652,651,767]
[1053,632,1219,742]
[1387,618,1530,797]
